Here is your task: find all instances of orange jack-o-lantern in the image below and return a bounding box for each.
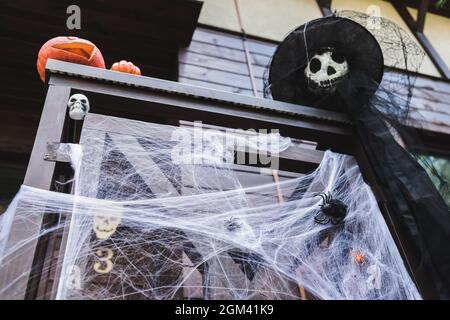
[111,60,141,75]
[37,36,105,82]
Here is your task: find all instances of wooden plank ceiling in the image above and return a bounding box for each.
[0,0,202,166]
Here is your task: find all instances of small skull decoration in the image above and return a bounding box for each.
[304,47,349,94]
[93,213,121,240]
[67,93,90,120]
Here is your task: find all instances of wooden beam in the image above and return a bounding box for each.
[45,60,350,127]
[316,0,333,16]
[403,0,450,19]
[415,31,450,78]
[416,0,430,32]
[390,0,450,79]
[48,74,352,153]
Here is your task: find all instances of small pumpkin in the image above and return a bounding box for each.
[37,36,105,82]
[111,60,141,75]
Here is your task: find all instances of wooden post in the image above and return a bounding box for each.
[0,84,71,299]
[272,169,307,300]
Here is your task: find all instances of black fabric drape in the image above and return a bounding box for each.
[340,72,450,299]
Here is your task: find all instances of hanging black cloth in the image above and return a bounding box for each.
[265,12,450,299]
[341,69,450,299]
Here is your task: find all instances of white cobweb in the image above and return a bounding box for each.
[0,115,420,300]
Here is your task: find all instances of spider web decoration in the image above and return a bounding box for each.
[0,115,420,300]
[263,11,450,298]
[336,10,425,124]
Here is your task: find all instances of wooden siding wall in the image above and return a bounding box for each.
[179,27,450,135]
[178,28,272,97]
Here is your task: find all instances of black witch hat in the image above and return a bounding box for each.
[267,16,384,111]
[266,12,450,299]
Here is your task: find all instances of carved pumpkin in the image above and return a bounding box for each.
[111,60,141,75]
[37,36,105,82]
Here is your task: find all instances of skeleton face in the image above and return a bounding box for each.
[304,48,349,94]
[93,214,121,240]
[67,93,89,120]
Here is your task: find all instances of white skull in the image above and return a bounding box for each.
[304,48,349,94]
[93,214,121,240]
[67,93,90,120]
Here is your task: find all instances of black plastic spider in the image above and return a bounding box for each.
[225,216,242,231]
[314,192,348,225]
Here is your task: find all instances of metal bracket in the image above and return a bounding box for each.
[43,142,72,163]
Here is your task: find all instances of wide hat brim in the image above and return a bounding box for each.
[268,16,384,110]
